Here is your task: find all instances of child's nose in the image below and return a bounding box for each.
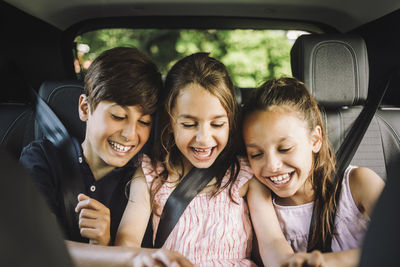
[121,124,137,142]
[195,125,211,144]
[264,153,282,172]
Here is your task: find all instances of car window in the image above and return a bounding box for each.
[74,29,309,88]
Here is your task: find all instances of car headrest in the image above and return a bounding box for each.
[38,80,86,143]
[291,34,369,108]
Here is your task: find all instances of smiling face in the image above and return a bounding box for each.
[171,83,229,169]
[79,95,152,173]
[243,106,322,205]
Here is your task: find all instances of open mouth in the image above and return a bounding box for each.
[191,146,215,160]
[268,171,294,185]
[108,140,134,153]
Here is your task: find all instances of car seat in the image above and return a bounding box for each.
[0,57,35,159]
[291,33,400,181]
[36,80,86,143]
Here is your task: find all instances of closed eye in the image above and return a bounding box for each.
[181,123,196,128]
[139,120,152,126]
[211,122,226,128]
[112,114,125,121]
[278,147,292,153]
[250,152,263,159]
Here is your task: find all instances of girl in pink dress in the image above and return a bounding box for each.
[242,77,385,266]
[115,53,259,266]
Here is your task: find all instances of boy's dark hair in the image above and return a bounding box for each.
[84,47,162,115]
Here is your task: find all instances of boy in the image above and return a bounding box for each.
[19,47,162,246]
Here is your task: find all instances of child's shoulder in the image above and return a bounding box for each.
[233,155,253,186]
[347,166,385,216]
[348,166,383,193]
[236,155,252,173]
[140,153,165,176]
[20,138,58,159]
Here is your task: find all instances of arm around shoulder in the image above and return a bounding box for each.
[115,167,151,247]
[247,178,294,267]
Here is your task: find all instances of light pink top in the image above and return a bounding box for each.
[142,154,255,267]
[273,165,369,252]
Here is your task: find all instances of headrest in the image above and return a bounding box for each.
[291,34,369,108]
[38,80,86,143]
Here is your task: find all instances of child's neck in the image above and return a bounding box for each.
[81,141,115,181]
[169,157,217,193]
[275,179,314,206]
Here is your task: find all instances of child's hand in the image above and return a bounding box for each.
[280,250,325,267]
[75,193,111,245]
[132,249,194,267]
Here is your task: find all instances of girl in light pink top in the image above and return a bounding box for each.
[115,53,269,266]
[242,77,385,266]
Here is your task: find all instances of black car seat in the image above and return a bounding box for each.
[291,33,400,181]
[0,103,34,159]
[36,80,86,143]
[0,58,35,160]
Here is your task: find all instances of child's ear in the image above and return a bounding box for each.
[78,94,90,122]
[311,125,322,153]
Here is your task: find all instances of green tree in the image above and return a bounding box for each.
[75,29,299,87]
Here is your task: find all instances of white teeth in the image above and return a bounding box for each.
[193,147,212,157]
[108,141,132,152]
[269,173,291,184]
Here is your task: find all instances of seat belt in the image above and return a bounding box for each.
[154,163,220,248]
[29,87,86,242]
[307,72,392,252]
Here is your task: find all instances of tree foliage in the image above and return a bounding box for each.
[75,29,301,87]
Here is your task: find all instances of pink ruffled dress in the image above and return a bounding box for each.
[141,154,256,267]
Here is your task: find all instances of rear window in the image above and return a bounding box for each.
[74,29,308,88]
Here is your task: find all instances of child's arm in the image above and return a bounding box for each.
[114,167,152,247]
[280,249,360,267]
[349,167,385,219]
[66,240,194,267]
[247,178,294,267]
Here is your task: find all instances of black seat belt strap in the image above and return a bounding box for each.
[307,72,392,252]
[154,163,219,248]
[29,87,85,242]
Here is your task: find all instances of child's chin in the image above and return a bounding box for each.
[189,157,216,169]
[191,161,213,169]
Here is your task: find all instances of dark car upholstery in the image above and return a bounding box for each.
[0,56,35,159]
[36,80,86,143]
[291,33,400,181]
[0,80,85,161]
[0,103,34,159]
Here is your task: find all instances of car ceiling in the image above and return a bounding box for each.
[4,0,400,32]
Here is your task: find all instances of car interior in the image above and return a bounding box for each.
[0,0,399,265]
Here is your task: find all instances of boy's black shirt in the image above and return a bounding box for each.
[19,138,136,244]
